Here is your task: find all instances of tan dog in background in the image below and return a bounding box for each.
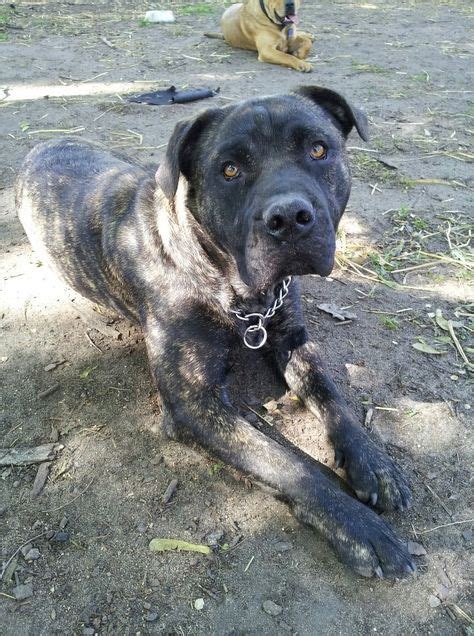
[208,0,313,72]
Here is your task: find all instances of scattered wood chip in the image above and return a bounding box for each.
[263,399,279,412]
[31,461,51,498]
[161,478,178,504]
[43,360,66,372]
[149,538,211,555]
[0,444,60,467]
[1,553,19,583]
[407,540,427,556]
[317,303,357,321]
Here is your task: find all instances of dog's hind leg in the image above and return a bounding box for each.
[143,310,415,579]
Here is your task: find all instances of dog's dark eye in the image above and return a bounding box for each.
[222,162,241,180]
[310,143,327,160]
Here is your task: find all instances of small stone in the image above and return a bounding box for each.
[194,598,205,611]
[206,529,224,547]
[12,583,34,601]
[51,531,69,542]
[51,609,56,620]
[24,548,41,561]
[462,530,473,543]
[20,543,33,557]
[144,612,158,622]
[262,600,283,616]
[13,480,21,488]
[274,541,292,553]
[83,628,95,636]
[407,541,427,556]
[137,521,147,534]
[59,515,68,530]
[436,583,450,602]
[143,602,151,610]
[428,595,441,608]
[32,520,42,530]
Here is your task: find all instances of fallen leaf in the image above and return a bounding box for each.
[317,303,357,321]
[79,366,96,379]
[435,309,463,332]
[412,340,447,355]
[149,538,211,555]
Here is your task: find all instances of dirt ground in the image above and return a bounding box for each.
[0,1,473,634]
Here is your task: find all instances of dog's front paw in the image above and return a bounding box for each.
[296,60,312,72]
[334,429,412,512]
[294,496,416,579]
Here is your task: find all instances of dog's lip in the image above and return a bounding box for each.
[274,10,299,24]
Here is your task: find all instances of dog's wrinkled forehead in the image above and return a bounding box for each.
[214,96,342,148]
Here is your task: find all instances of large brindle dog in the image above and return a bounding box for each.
[215,0,313,72]
[16,86,415,578]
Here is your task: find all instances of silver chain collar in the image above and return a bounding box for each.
[230,277,292,350]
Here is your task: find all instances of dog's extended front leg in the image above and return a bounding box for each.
[144,312,414,578]
[276,341,412,512]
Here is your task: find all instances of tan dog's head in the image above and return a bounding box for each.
[265,0,301,24]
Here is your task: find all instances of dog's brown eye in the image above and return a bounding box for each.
[310,143,327,160]
[223,163,240,180]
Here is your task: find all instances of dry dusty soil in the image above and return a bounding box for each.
[0,1,473,634]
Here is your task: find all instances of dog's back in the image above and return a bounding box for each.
[16,138,155,316]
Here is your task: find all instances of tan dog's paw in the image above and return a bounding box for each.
[296,60,312,72]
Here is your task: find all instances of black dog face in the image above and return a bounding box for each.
[157,86,368,293]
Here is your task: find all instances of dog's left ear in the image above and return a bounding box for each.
[156,108,221,201]
[295,85,369,142]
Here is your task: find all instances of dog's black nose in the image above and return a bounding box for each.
[263,199,315,241]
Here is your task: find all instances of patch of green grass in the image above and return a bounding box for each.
[351,152,401,185]
[411,71,430,83]
[351,60,389,74]
[179,3,216,15]
[208,462,224,476]
[379,315,399,330]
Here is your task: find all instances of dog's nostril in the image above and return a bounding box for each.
[267,214,284,232]
[296,209,313,225]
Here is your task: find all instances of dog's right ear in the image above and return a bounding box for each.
[156,109,221,201]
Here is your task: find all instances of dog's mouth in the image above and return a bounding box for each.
[274,2,299,24]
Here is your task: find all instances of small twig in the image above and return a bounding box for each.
[418,518,474,535]
[447,320,472,367]
[100,36,115,49]
[243,555,254,572]
[423,481,453,518]
[244,403,274,427]
[162,479,178,505]
[37,384,60,399]
[85,330,103,353]
[41,477,94,513]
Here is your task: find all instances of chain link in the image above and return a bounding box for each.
[230,277,292,349]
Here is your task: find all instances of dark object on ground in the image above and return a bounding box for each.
[128,85,220,106]
[16,85,415,580]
